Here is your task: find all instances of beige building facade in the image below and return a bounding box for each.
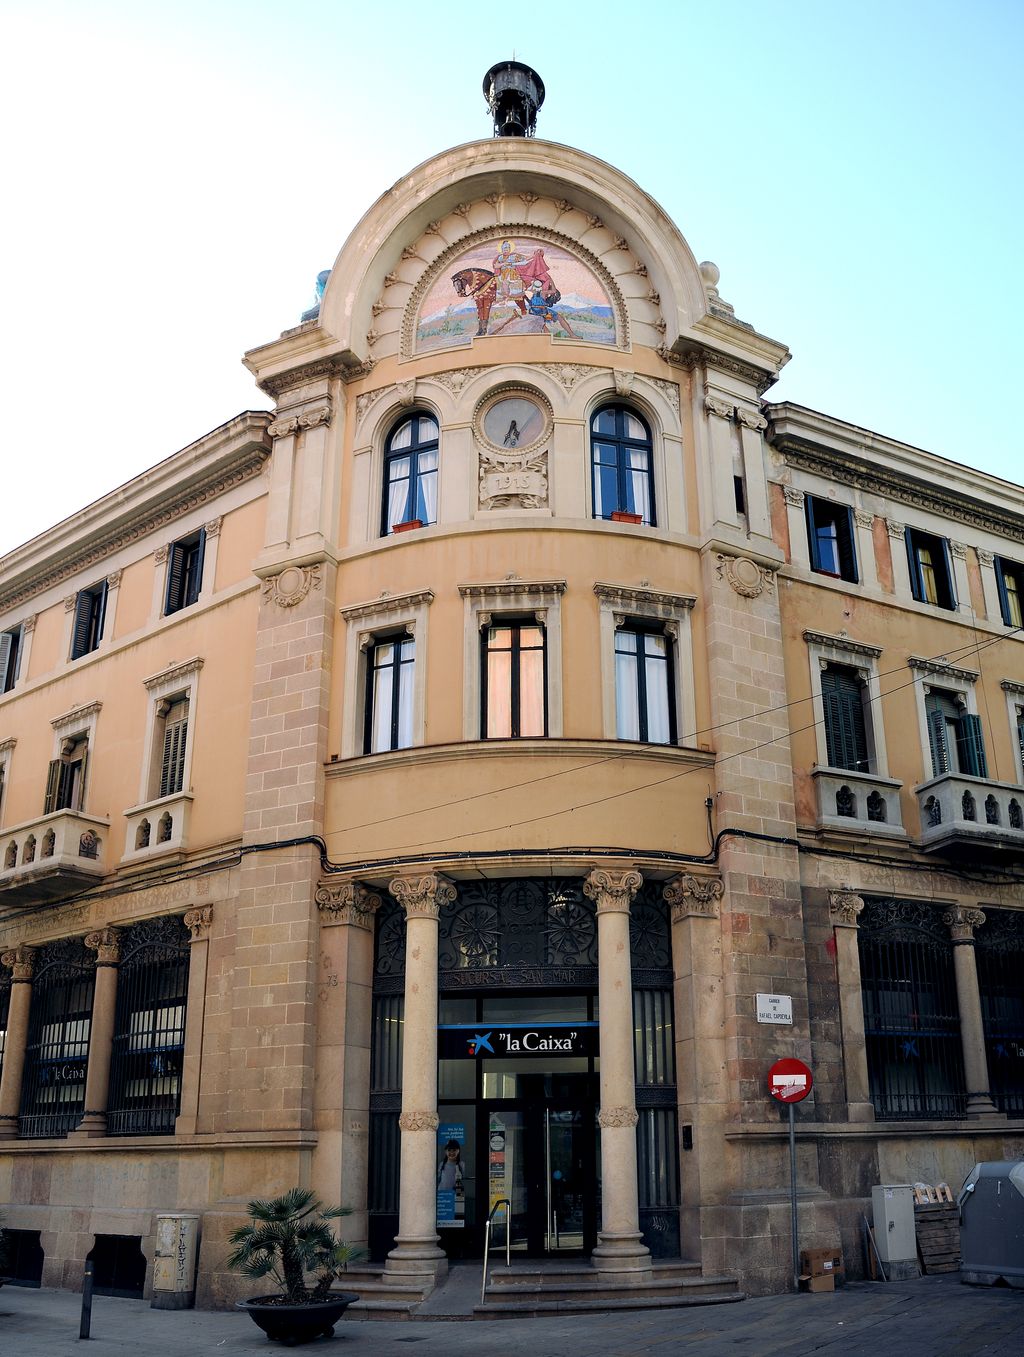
[1,124,1023,1306]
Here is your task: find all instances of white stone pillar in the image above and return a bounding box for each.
[705,396,740,532]
[199,518,222,604]
[0,945,34,1140]
[886,519,913,599]
[827,891,874,1123]
[176,905,213,1136]
[976,549,1003,623]
[584,867,651,1276]
[71,928,121,1138]
[783,487,809,568]
[950,541,973,616]
[853,510,878,589]
[384,872,455,1289]
[943,906,1002,1120]
[736,410,771,539]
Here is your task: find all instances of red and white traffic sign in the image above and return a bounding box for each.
[768,1057,813,1103]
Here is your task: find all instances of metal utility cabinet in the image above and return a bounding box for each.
[871,1184,920,1280]
[959,1161,1024,1288]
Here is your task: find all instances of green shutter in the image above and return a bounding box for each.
[159,717,188,797]
[927,708,951,777]
[956,713,988,779]
[165,542,186,615]
[821,667,868,771]
[70,592,93,658]
[185,530,206,608]
[43,759,61,814]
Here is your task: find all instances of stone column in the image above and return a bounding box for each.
[384,872,455,1289]
[943,906,1002,1119]
[72,928,121,1138]
[0,945,35,1140]
[313,880,380,1244]
[976,549,1002,623]
[584,867,651,1276]
[783,488,809,568]
[853,510,878,589]
[886,519,913,598]
[176,905,213,1136]
[827,891,874,1123]
[664,875,725,1260]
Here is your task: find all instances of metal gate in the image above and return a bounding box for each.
[19,937,94,1138]
[976,908,1024,1116]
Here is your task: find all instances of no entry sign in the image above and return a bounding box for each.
[768,1057,813,1104]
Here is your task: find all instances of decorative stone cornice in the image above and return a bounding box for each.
[0,737,16,756]
[261,563,323,609]
[184,904,213,941]
[84,927,121,966]
[389,873,456,920]
[143,656,204,692]
[458,580,566,604]
[908,656,979,683]
[598,1106,639,1128]
[593,583,695,616]
[341,590,434,624]
[664,874,724,920]
[583,868,643,914]
[715,554,777,599]
[774,435,1024,547]
[315,880,382,929]
[258,356,349,401]
[1,943,35,981]
[782,486,805,508]
[803,629,883,659]
[668,344,777,396]
[51,701,102,734]
[828,890,865,928]
[1001,679,1024,698]
[399,1110,440,1132]
[943,905,985,943]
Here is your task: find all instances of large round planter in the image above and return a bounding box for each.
[236,1293,360,1345]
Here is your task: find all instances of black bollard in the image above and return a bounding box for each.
[80,1259,94,1340]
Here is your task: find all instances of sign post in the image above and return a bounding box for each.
[767,1057,813,1291]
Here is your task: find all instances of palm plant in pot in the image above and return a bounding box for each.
[228,1188,365,1344]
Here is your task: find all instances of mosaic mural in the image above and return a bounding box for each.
[415,236,616,352]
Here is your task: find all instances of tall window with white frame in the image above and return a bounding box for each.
[382,412,439,535]
[364,633,416,754]
[821,663,870,771]
[615,623,675,744]
[164,530,206,615]
[805,497,858,582]
[905,528,957,609]
[481,618,547,739]
[925,689,988,778]
[44,736,88,813]
[995,557,1024,629]
[591,405,655,525]
[70,581,108,659]
[156,696,189,797]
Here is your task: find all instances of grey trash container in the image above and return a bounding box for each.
[959,1161,1024,1287]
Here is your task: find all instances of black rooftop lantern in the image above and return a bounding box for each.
[483,61,545,138]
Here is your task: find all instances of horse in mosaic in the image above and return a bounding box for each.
[450,267,528,336]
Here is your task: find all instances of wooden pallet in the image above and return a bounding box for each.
[915,1201,960,1274]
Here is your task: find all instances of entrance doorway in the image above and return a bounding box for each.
[484,1070,598,1256]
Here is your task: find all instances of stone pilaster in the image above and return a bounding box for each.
[664,874,725,1260]
[827,891,874,1122]
[943,906,1002,1120]
[71,929,121,1139]
[175,905,213,1136]
[313,881,380,1243]
[384,872,455,1289]
[0,945,34,1139]
[584,867,651,1276]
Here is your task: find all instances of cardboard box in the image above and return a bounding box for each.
[800,1247,844,1278]
[801,1273,835,1293]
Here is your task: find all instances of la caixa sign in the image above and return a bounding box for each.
[438,1022,598,1059]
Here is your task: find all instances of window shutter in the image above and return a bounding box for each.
[76,749,89,811]
[839,506,859,584]
[1017,714,1024,771]
[939,538,958,609]
[71,592,93,658]
[927,707,951,777]
[185,530,206,608]
[805,497,821,571]
[0,632,11,690]
[165,542,186,615]
[821,668,868,770]
[956,713,988,779]
[44,759,61,814]
[995,559,1011,626]
[160,718,188,797]
[905,530,923,601]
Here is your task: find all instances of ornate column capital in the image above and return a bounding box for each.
[315,879,382,929]
[22,613,37,634]
[854,509,874,529]
[828,890,865,928]
[704,394,734,421]
[664,874,724,921]
[598,1106,639,1128]
[736,408,767,431]
[84,927,121,966]
[268,414,300,439]
[1,943,35,981]
[782,486,805,508]
[583,867,643,914]
[977,548,994,568]
[943,905,986,943]
[184,904,213,941]
[204,516,223,538]
[297,402,332,430]
[389,872,456,920]
[885,518,905,539]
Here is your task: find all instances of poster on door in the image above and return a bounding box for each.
[436,1122,465,1229]
[489,1113,509,1216]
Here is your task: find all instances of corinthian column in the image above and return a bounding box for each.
[584,867,651,1276]
[0,945,35,1140]
[943,907,1002,1120]
[72,928,121,1138]
[828,891,874,1123]
[383,872,455,1289]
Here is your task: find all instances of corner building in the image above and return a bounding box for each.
[1,102,1023,1306]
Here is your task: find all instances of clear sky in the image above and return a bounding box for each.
[2,0,1021,557]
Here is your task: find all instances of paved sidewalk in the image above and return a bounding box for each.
[1,1273,1022,1356]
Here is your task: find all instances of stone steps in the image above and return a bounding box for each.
[474,1291,747,1318]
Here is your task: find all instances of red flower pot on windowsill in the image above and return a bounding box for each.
[610,510,643,524]
[392,519,423,533]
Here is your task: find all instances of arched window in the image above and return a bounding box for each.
[590,405,654,526]
[382,412,439,535]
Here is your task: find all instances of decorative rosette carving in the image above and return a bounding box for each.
[184,904,213,941]
[399,1110,440,1132]
[598,1106,639,1129]
[261,564,322,609]
[715,554,777,599]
